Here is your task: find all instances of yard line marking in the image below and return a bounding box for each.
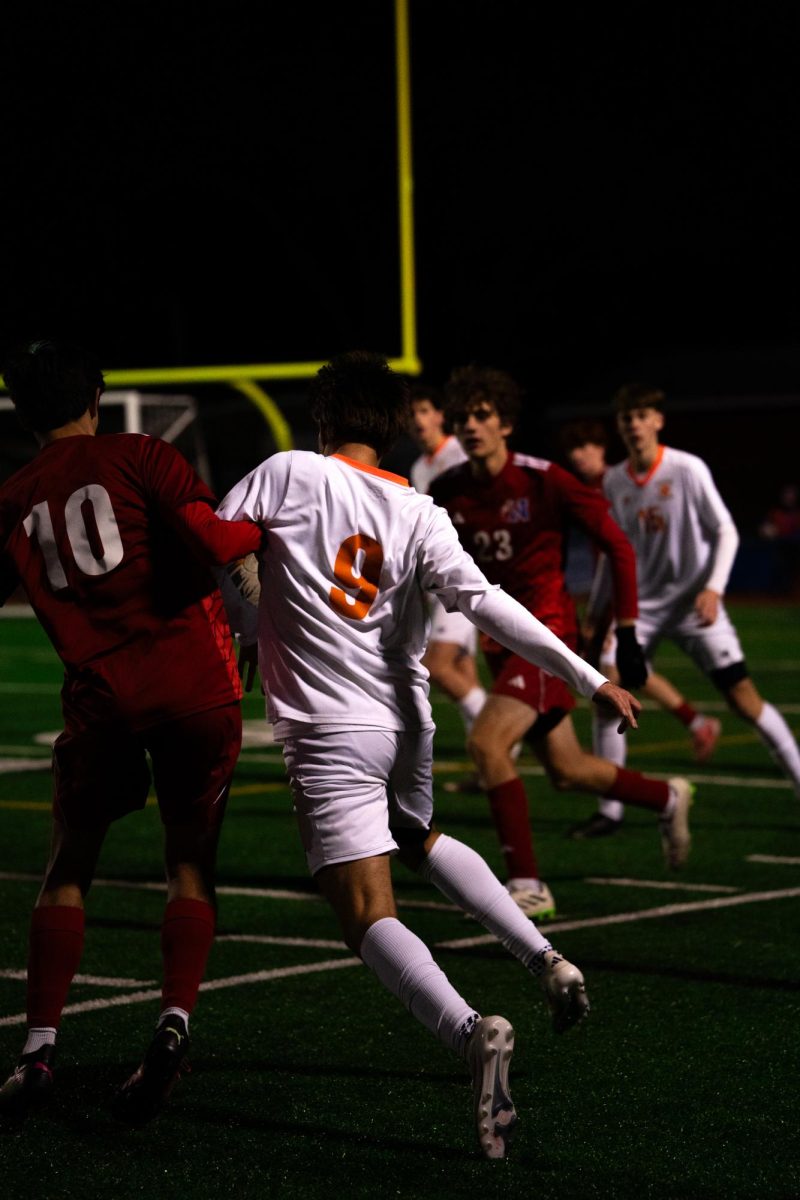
[0,871,457,912]
[0,683,60,694]
[0,958,361,1028]
[435,886,800,949]
[746,854,800,866]
[234,753,798,791]
[0,970,155,988]
[584,876,739,894]
[2,888,799,1027]
[216,934,348,950]
[0,763,51,778]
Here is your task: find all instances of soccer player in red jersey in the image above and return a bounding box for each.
[559,419,721,839]
[0,340,262,1127]
[430,366,692,918]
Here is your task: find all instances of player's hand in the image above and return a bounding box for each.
[694,588,720,626]
[227,553,261,606]
[592,681,641,733]
[614,624,648,689]
[238,642,259,692]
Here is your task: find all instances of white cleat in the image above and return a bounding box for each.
[540,950,590,1034]
[659,777,694,869]
[506,881,556,921]
[465,1015,518,1160]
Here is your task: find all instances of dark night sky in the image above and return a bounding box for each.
[4,1,800,411]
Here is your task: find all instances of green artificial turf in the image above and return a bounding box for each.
[0,607,798,1199]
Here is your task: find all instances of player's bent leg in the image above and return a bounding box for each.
[403,831,589,1033]
[720,673,800,798]
[468,695,552,912]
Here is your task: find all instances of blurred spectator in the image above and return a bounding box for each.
[759,483,800,597]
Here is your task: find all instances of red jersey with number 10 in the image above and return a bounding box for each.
[430,452,638,642]
[0,433,260,731]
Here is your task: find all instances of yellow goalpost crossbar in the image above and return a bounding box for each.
[1,1,420,451]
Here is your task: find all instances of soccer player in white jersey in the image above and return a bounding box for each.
[409,383,488,756]
[217,351,650,1159]
[558,418,721,840]
[590,382,800,803]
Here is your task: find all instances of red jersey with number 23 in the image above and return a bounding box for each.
[0,433,258,731]
[430,452,638,645]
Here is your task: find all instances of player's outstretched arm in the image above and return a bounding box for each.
[592,681,641,733]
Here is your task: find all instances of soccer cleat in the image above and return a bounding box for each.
[0,1043,55,1125]
[465,1015,517,1159]
[567,812,623,840]
[506,881,556,920]
[111,1015,190,1127]
[540,950,590,1034]
[659,777,694,869]
[691,716,721,764]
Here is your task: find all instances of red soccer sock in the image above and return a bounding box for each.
[26,905,86,1029]
[161,898,216,1014]
[487,778,539,880]
[672,702,698,728]
[603,768,670,812]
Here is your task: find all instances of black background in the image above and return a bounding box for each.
[3,2,800,533]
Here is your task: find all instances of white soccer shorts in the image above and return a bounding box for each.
[636,601,745,675]
[427,596,477,651]
[280,728,435,875]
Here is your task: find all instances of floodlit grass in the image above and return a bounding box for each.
[0,606,798,1199]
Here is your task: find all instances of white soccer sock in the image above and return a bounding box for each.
[755,702,800,797]
[593,708,626,822]
[419,835,552,969]
[159,1006,190,1031]
[457,686,487,733]
[23,1027,57,1055]
[360,917,478,1056]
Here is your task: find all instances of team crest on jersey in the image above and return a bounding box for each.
[507,674,526,689]
[500,497,530,524]
[659,481,672,498]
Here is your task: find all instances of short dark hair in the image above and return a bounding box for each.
[2,339,105,434]
[559,418,608,452]
[410,380,445,411]
[444,364,523,428]
[309,350,411,458]
[612,382,666,413]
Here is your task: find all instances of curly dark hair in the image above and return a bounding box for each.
[410,380,445,411]
[559,418,609,452]
[612,382,666,413]
[309,350,411,458]
[443,364,523,429]
[2,339,105,433]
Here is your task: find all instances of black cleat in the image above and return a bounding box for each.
[567,812,623,840]
[111,1016,190,1127]
[0,1043,56,1126]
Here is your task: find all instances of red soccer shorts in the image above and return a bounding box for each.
[483,638,577,722]
[52,703,242,830]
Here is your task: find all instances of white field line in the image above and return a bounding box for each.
[0,970,155,988]
[1,885,799,1028]
[436,886,800,949]
[0,760,51,775]
[0,958,361,1027]
[746,854,800,866]
[584,876,739,894]
[238,753,796,791]
[0,871,458,913]
[216,934,347,950]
